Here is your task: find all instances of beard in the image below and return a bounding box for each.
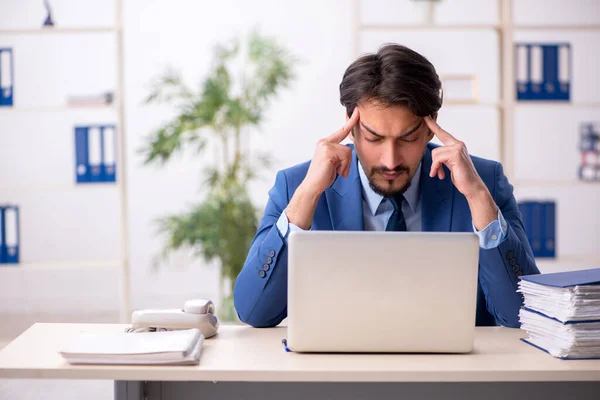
[366,164,412,198]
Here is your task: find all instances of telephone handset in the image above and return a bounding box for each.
[129,299,219,338]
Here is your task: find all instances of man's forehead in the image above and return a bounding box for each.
[359,117,423,138]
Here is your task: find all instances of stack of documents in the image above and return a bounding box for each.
[60,328,204,365]
[518,268,600,359]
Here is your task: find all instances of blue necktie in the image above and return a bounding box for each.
[385,194,407,231]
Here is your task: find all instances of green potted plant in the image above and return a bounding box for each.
[141,30,296,321]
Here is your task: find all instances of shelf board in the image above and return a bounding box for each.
[0,105,116,112]
[360,24,501,31]
[515,102,600,108]
[0,183,121,193]
[0,27,115,35]
[514,180,600,188]
[359,25,600,32]
[514,25,600,31]
[0,260,122,270]
[443,101,502,108]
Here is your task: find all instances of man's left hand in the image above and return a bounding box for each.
[424,116,498,231]
[425,116,487,200]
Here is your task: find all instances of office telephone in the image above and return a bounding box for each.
[129,299,219,338]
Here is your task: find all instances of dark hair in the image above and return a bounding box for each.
[339,44,442,118]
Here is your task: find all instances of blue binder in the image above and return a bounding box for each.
[2,205,19,264]
[530,202,543,257]
[521,268,600,288]
[100,126,117,183]
[515,44,530,101]
[557,44,571,101]
[88,126,103,182]
[519,201,555,258]
[529,45,544,101]
[542,201,556,258]
[0,206,5,264]
[515,43,571,101]
[542,45,558,101]
[0,48,14,107]
[75,126,90,183]
[75,125,117,184]
[518,201,533,248]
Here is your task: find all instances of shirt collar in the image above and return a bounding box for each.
[358,160,421,216]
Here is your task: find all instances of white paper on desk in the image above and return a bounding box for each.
[520,308,600,359]
[60,328,204,365]
[518,280,600,322]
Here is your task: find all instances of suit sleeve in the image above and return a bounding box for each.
[478,162,541,328]
[233,170,291,327]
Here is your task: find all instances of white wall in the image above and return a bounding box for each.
[1,0,599,318]
[122,0,355,310]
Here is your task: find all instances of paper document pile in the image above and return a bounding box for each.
[518,268,600,359]
[60,328,204,365]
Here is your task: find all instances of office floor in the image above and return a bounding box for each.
[0,312,117,400]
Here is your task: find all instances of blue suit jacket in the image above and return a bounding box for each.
[234,143,540,328]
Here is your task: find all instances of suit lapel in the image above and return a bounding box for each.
[324,145,364,231]
[420,144,454,232]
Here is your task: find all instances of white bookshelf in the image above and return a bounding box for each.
[0,0,131,322]
[353,0,600,272]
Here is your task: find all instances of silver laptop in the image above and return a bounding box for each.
[286,231,480,353]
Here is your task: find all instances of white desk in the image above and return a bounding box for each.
[1,323,599,400]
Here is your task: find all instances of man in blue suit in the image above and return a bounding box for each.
[234,44,539,328]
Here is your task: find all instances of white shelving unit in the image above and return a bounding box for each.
[0,0,131,322]
[353,0,600,272]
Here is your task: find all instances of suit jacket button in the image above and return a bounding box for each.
[258,270,266,278]
[269,250,276,257]
[262,263,270,271]
[510,258,517,266]
[506,251,514,260]
[266,256,273,264]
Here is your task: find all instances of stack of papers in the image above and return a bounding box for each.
[518,268,600,359]
[60,328,204,365]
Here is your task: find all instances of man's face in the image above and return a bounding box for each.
[349,100,434,197]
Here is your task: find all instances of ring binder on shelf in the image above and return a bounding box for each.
[74,125,118,184]
[0,48,14,107]
[0,205,20,265]
[515,43,571,102]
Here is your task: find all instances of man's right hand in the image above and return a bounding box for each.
[284,108,360,230]
[300,107,360,196]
